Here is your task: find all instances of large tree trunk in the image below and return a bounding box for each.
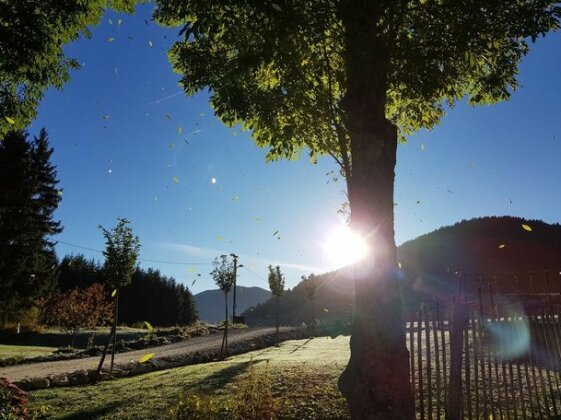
[337,1,414,419]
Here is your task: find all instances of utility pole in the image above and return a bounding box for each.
[230,253,238,319]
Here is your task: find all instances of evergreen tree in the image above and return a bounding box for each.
[0,130,61,325]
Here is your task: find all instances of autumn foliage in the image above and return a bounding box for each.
[41,283,112,346]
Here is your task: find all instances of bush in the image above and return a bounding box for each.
[0,378,29,419]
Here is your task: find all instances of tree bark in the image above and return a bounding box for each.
[110,290,118,376]
[337,1,414,419]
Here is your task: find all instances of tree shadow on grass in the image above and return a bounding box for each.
[188,360,264,394]
[58,399,128,420]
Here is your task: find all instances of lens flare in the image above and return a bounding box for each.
[322,225,369,269]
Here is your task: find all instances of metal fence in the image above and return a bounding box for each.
[408,299,561,419]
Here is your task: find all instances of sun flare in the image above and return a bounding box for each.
[322,225,369,269]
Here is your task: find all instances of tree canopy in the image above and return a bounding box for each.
[0,0,138,136]
[155,0,560,177]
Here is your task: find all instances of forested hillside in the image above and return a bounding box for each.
[245,216,561,325]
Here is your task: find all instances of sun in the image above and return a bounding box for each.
[322,224,370,269]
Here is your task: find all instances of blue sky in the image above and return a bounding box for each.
[29,5,561,293]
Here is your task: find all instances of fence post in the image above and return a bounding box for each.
[446,299,467,420]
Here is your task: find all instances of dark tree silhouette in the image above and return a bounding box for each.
[0,129,61,327]
[267,265,285,339]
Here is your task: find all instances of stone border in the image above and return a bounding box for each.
[14,328,309,391]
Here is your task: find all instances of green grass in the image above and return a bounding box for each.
[0,344,57,360]
[28,337,351,419]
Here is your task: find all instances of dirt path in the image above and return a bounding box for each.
[0,327,291,382]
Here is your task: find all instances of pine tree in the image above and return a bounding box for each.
[0,130,61,326]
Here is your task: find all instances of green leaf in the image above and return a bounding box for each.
[111,289,117,297]
[138,353,154,363]
[5,116,15,125]
[172,176,180,183]
[107,37,115,42]
[232,195,239,202]
[522,224,532,232]
[216,236,224,241]
[144,321,154,331]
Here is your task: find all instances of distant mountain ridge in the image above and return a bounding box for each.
[243,216,561,325]
[194,286,271,323]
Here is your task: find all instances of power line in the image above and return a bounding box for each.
[242,265,267,282]
[56,240,213,266]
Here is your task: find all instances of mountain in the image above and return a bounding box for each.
[244,216,561,325]
[194,286,271,323]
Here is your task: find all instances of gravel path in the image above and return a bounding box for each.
[0,327,292,383]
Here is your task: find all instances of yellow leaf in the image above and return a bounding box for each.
[144,321,154,331]
[111,289,117,297]
[498,244,506,249]
[138,353,155,363]
[522,224,532,232]
[5,116,15,125]
[177,126,183,135]
[216,236,224,241]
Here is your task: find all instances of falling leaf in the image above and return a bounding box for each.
[191,279,197,286]
[172,176,179,183]
[102,115,110,120]
[111,289,117,297]
[272,230,279,237]
[253,217,261,223]
[165,113,172,120]
[232,195,239,202]
[420,143,425,151]
[108,169,112,174]
[168,142,176,149]
[144,321,154,331]
[522,224,532,232]
[211,177,217,184]
[139,353,155,363]
[498,244,506,249]
[114,67,118,76]
[148,40,153,47]
[398,262,402,269]
[117,19,122,28]
[272,3,282,11]
[187,267,196,273]
[153,195,158,201]
[5,116,15,125]
[199,112,205,117]
[216,236,224,241]
[108,18,113,25]
[323,308,329,312]
[107,37,115,42]
[177,126,183,135]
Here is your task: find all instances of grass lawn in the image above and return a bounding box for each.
[28,336,352,419]
[0,344,57,360]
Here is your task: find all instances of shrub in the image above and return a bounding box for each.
[41,283,112,346]
[0,378,28,419]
